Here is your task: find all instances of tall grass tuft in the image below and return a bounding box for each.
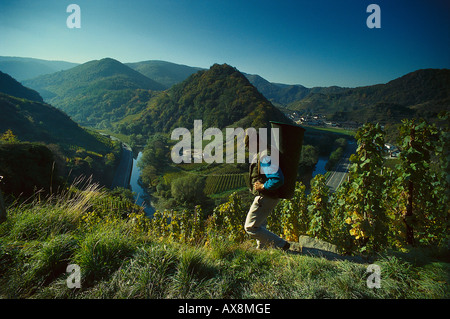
[73,222,137,285]
[4,176,107,241]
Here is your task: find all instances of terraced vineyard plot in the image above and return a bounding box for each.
[204,173,247,195]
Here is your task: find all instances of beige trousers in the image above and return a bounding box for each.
[244,195,286,249]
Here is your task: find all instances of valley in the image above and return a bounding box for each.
[0,56,448,301]
[1,0,449,302]
[1,56,448,212]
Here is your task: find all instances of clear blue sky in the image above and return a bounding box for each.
[0,0,449,87]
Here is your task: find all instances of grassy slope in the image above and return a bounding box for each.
[0,185,448,299]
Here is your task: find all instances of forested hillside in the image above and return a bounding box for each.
[17,56,449,130]
[0,72,121,190]
[119,63,290,137]
[286,69,450,123]
[23,58,165,126]
[0,71,43,103]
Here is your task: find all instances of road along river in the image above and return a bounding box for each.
[111,143,133,189]
[325,142,357,193]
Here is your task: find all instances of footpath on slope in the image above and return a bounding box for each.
[287,235,369,264]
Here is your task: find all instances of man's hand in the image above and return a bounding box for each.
[253,181,264,192]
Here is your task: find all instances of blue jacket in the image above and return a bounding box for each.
[260,155,285,190]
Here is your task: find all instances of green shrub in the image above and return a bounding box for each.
[22,234,78,288]
[7,205,78,241]
[87,244,178,298]
[74,223,137,284]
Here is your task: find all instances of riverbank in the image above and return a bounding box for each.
[109,137,155,217]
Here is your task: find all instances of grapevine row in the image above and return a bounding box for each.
[204,173,247,195]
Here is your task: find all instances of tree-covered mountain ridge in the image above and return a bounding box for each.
[125,60,204,89]
[281,69,450,123]
[21,58,166,126]
[11,55,449,128]
[0,70,43,103]
[117,63,290,138]
[0,71,112,149]
[247,68,449,109]
[7,55,449,108]
[23,57,165,98]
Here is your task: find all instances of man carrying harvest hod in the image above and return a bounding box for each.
[243,129,291,251]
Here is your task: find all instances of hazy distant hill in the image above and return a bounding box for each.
[0,71,43,103]
[23,58,166,126]
[245,74,310,106]
[244,73,346,107]
[126,60,204,89]
[119,63,290,136]
[0,56,78,81]
[24,57,165,97]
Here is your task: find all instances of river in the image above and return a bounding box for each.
[312,156,328,177]
[129,152,155,217]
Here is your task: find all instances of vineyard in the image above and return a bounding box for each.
[2,180,448,299]
[166,162,249,196]
[146,119,449,256]
[144,118,449,255]
[204,173,247,195]
[1,120,448,299]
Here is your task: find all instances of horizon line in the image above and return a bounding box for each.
[1,54,448,89]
